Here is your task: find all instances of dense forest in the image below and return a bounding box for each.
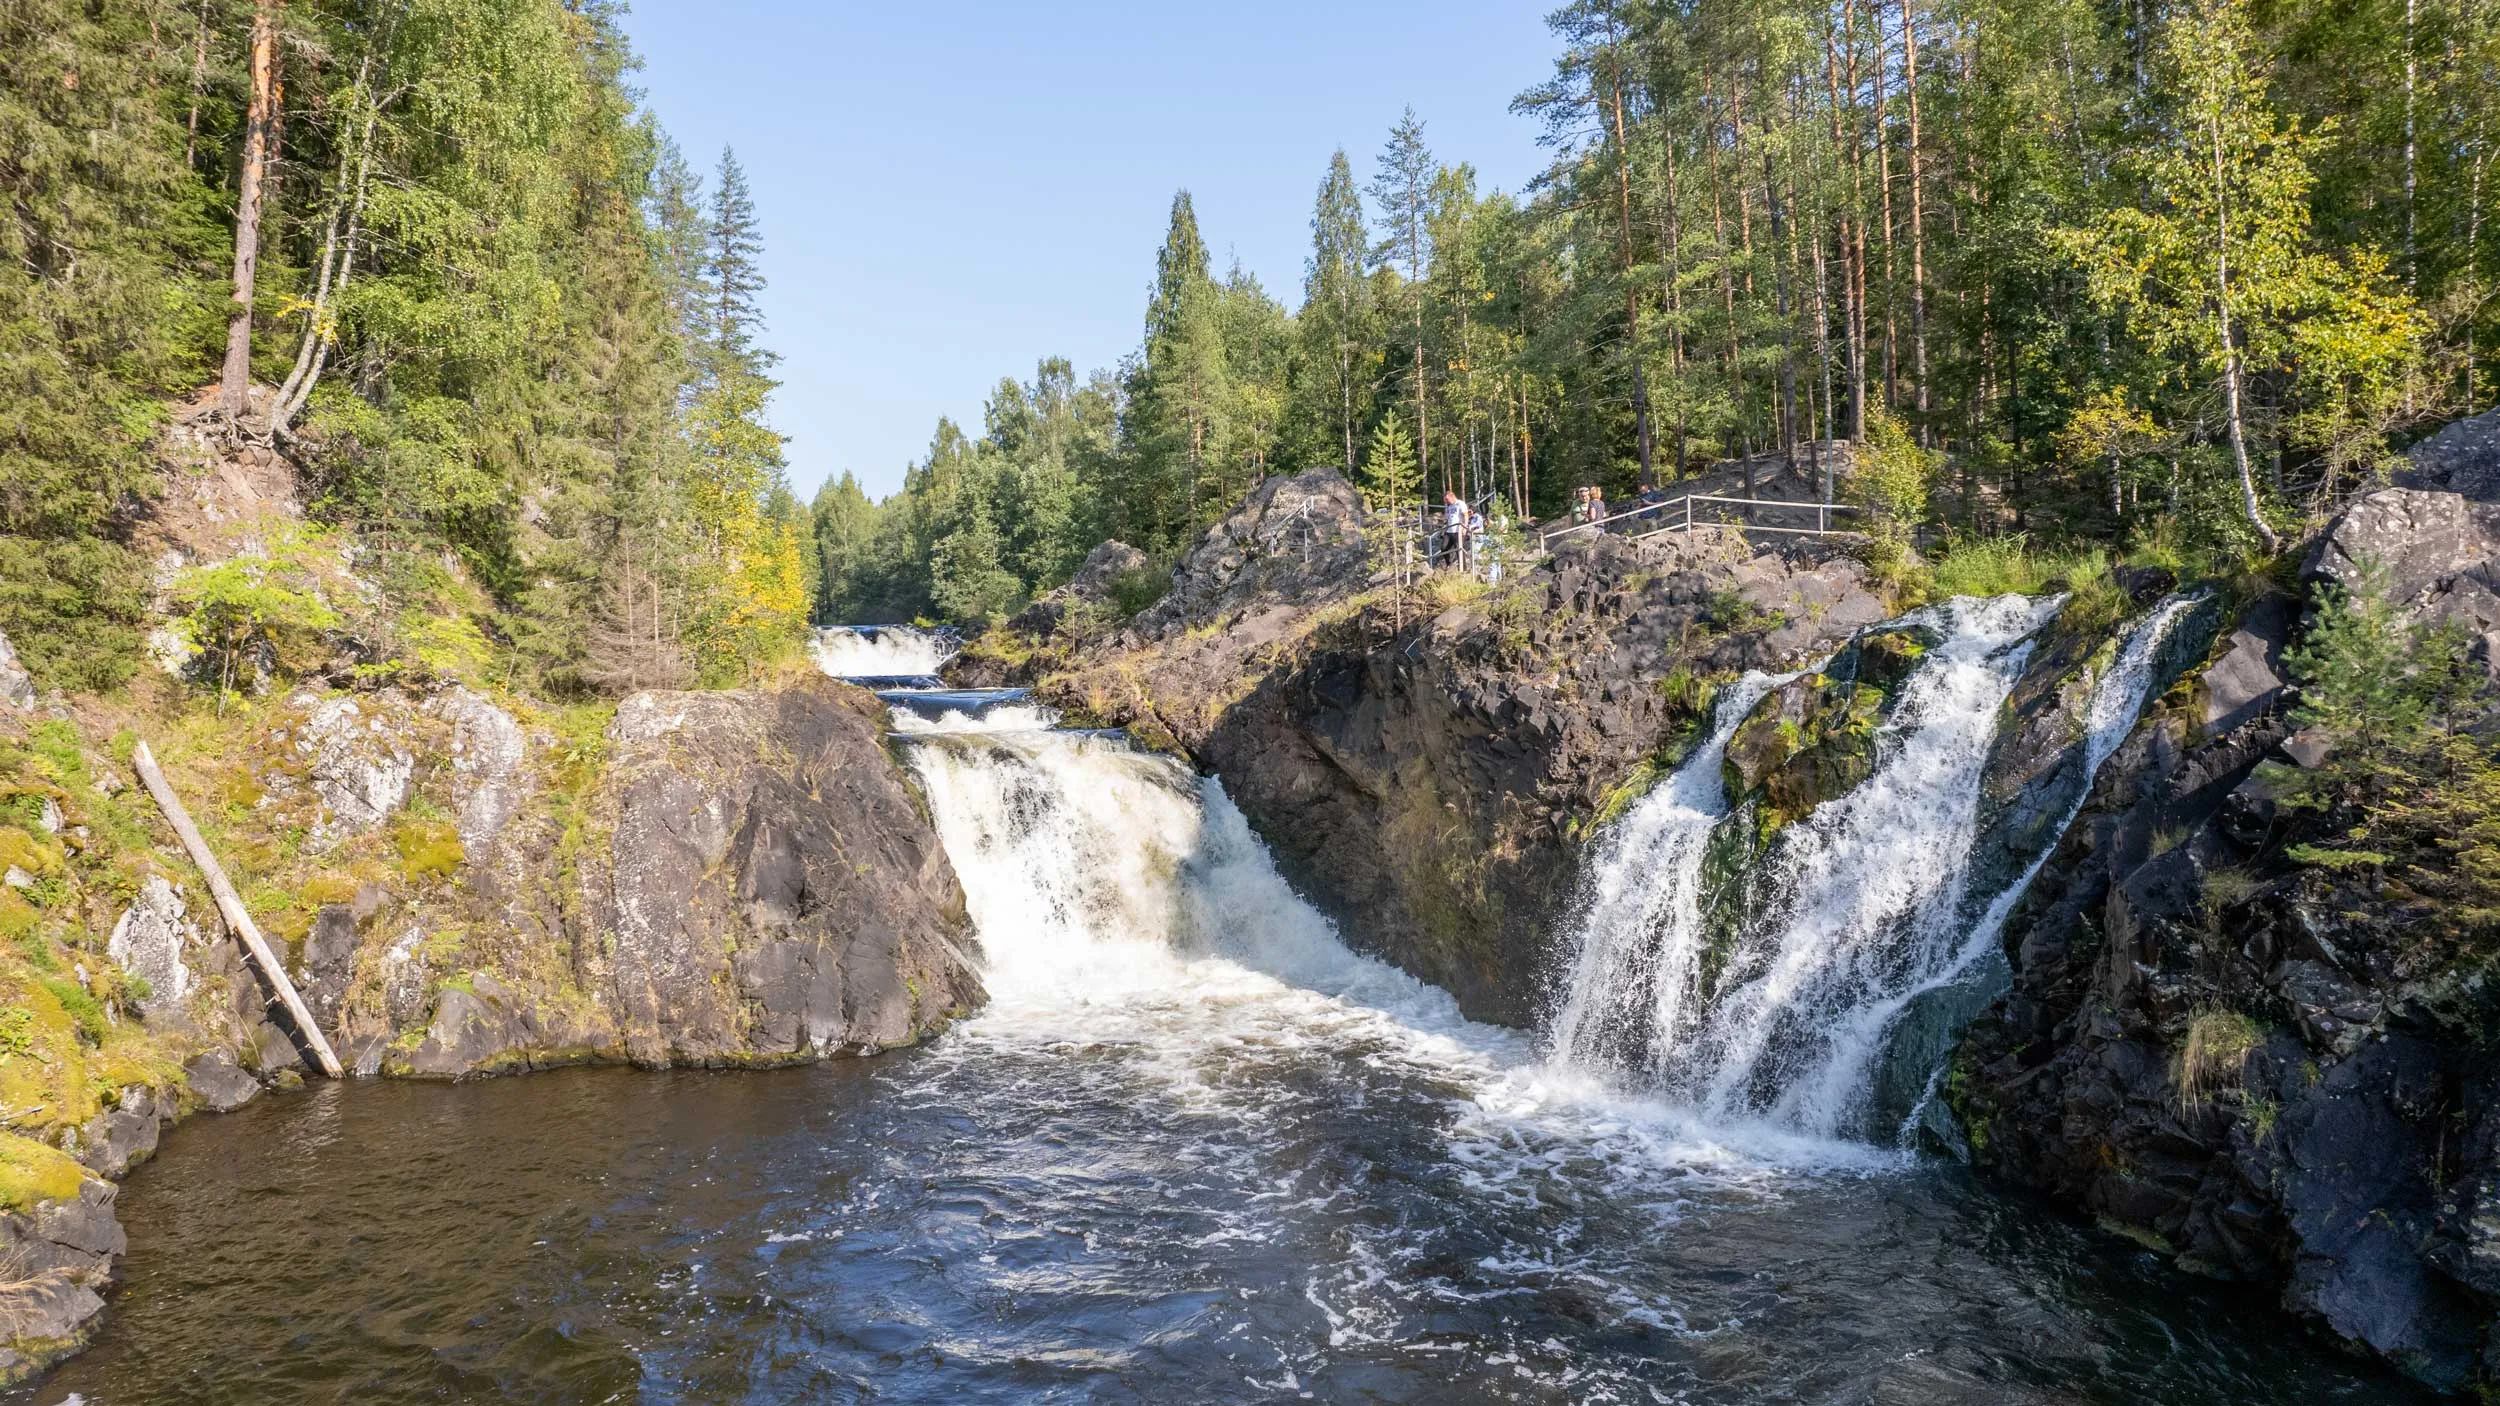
[0,0,810,696]
[0,0,2492,674]
[819,0,2495,622]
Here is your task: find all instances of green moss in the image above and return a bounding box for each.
[394,819,466,881]
[39,978,108,1045]
[0,1132,85,1214]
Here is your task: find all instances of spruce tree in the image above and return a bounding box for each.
[1369,110,1437,492]
[1304,151,1373,474]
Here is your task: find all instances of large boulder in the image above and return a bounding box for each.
[427,686,528,855]
[292,694,414,849]
[2397,406,2500,501]
[105,875,197,1020]
[1129,469,1373,642]
[587,677,983,1066]
[2305,487,2500,669]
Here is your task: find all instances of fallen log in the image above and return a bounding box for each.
[131,740,343,1078]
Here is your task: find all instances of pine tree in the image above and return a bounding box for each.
[1370,110,1438,493]
[1304,151,1373,474]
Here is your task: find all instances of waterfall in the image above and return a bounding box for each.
[1544,669,1790,1077]
[894,707,1478,1036]
[810,625,956,680]
[1546,592,2196,1141]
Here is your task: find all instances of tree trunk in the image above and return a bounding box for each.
[218,0,282,421]
[1603,29,1655,489]
[1903,0,1932,435]
[2207,106,2280,553]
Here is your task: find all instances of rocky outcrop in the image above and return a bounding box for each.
[0,1172,126,1381]
[1722,624,1934,839]
[2398,405,2500,501]
[1032,474,1897,1024]
[104,876,197,1019]
[1950,486,2500,1392]
[580,679,982,1068]
[2306,487,2500,669]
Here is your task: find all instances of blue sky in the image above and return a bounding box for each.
[615,1,1561,500]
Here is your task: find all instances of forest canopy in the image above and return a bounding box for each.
[815,0,2492,624]
[1,0,2493,666]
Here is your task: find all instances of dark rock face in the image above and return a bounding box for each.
[2307,488,2500,669]
[0,1176,125,1381]
[1039,482,1896,1025]
[583,678,983,1069]
[180,1050,260,1113]
[1950,487,2500,1391]
[1003,539,1151,642]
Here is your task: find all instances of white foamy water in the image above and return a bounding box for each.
[1544,669,1791,1077]
[895,709,1887,1184]
[811,625,954,678]
[1545,592,2200,1141]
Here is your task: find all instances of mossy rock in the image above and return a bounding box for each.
[0,1132,86,1214]
[1722,624,1939,842]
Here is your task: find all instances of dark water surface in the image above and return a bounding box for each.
[24,1056,2428,1406]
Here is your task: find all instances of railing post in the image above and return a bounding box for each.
[1684,494,1693,534]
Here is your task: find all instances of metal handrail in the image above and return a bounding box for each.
[1537,493,1863,547]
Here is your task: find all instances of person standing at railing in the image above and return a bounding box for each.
[1587,487,1608,529]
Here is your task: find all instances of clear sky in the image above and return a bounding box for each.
[614,1,1561,501]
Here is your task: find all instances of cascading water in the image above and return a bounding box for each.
[56,595,2404,1404]
[1546,592,2200,1142]
[809,624,957,679]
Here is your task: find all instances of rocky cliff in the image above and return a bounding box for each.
[988,468,1900,1024]
[0,662,978,1379]
[1950,474,2500,1392]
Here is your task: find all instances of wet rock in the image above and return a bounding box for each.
[0,1273,105,1368]
[297,903,359,1033]
[427,686,527,854]
[8,1177,125,1279]
[296,694,414,848]
[75,1088,164,1179]
[0,625,32,711]
[1724,626,1934,836]
[105,876,196,1019]
[181,1049,261,1113]
[403,983,530,1078]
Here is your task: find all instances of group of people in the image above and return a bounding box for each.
[1437,490,1489,568]
[1570,483,1678,531]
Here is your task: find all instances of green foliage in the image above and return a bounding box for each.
[166,522,348,705]
[2273,564,2500,933]
[1848,409,1938,546]
[1360,415,1421,511]
[38,978,106,1047]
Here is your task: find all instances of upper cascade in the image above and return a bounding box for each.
[1545,591,2198,1141]
[810,625,958,680]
